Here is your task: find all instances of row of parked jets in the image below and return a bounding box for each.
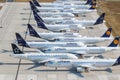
[10,0,120,72]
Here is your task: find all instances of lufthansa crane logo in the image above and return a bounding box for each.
[92,5,96,9]
[106,31,111,35]
[114,40,119,44]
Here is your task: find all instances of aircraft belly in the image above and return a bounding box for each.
[95,62,114,67]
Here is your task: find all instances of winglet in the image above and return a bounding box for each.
[15,33,29,47]
[29,1,39,12]
[11,43,23,54]
[94,13,105,25]
[113,56,120,66]
[101,28,112,38]
[108,36,120,47]
[32,0,41,7]
[27,24,41,38]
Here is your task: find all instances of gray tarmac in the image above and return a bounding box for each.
[0,2,120,80]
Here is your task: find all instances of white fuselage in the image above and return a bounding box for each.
[37,12,75,17]
[10,53,78,62]
[54,1,87,5]
[39,1,88,6]
[45,59,116,68]
[54,20,97,26]
[41,24,85,32]
[54,37,112,44]
[37,32,81,40]
[37,6,96,14]
[42,47,120,54]
[37,5,91,9]
[26,42,86,49]
[39,17,77,23]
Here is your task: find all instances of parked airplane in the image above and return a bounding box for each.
[36,12,75,17]
[41,37,120,56]
[15,33,86,50]
[33,10,105,28]
[33,15,85,32]
[27,24,81,40]
[29,1,97,14]
[27,24,112,43]
[32,0,95,10]
[32,11,105,32]
[10,44,78,63]
[32,11,78,24]
[45,56,120,72]
[32,0,94,7]
[54,0,96,5]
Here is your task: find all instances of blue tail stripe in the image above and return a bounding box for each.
[85,0,92,5]
[29,1,39,12]
[15,33,29,47]
[32,11,48,30]
[33,10,44,22]
[32,0,41,7]
[101,28,112,37]
[11,43,23,54]
[27,24,41,38]
[90,0,96,5]
[113,56,120,66]
[108,36,120,47]
[89,3,96,9]
[94,13,105,25]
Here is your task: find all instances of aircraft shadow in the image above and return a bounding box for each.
[91,68,112,73]
[34,68,84,78]
[0,62,34,65]
[0,62,112,77]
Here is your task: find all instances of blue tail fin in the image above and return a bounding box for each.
[29,1,39,12]
[101,28,112,38]
[32,10,44,22]
[27,24,41,38]
[36,19,48,30]
[15,33,29,47]
[89,4,96,9]
[90,0,96,5]
[11,43,23,54]
[113,56,120,66]
[32,0,41,7]
[94,13,105,25]
[85,0,92,5]
[32,11,48,30]
[108,36,120,47]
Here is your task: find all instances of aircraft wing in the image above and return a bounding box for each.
[39,58,56,63]
[73,51,87,54]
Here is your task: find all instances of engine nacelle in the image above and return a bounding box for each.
[60,30,67,32]
[76,67,90,73]
[78,42,86,47]
[76,67,85,72]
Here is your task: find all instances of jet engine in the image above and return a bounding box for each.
[76,67,90,72]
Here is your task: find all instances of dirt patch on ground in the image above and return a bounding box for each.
[97,1,120,37]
